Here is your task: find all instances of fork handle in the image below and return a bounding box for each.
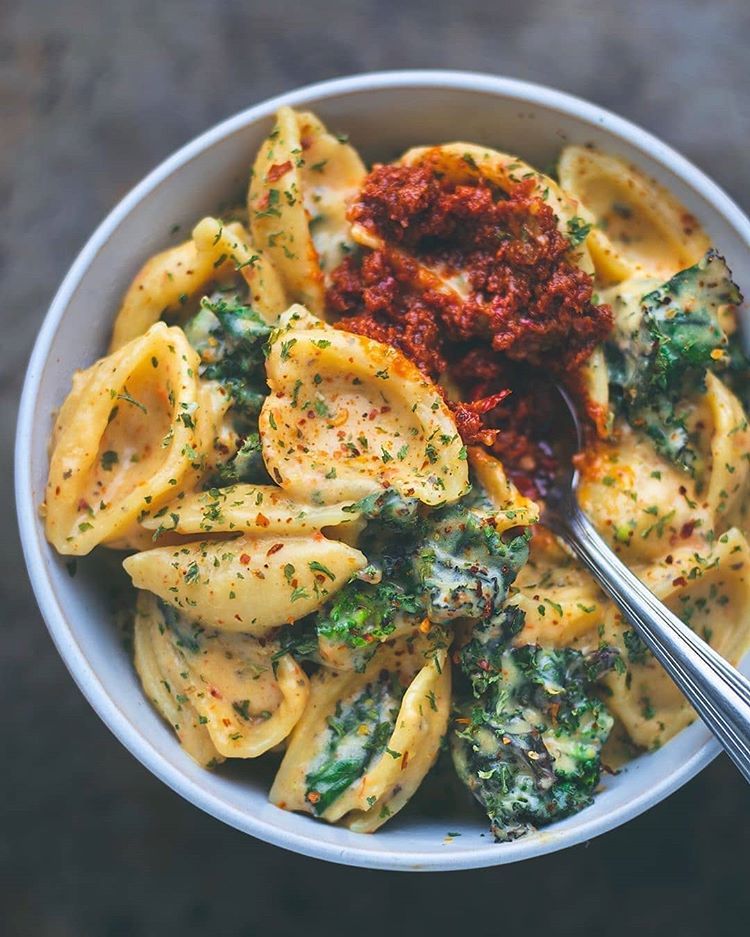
[561,503,750,782]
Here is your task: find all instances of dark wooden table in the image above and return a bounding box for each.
[2,1,749,934]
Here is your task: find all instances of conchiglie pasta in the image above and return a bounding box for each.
[389,145,608,415]
[602,527,750,748]
[191,217,287,325]
[269,634,450,831]
[558,146,710,285]
[260,306,469,505]
[122,532,367,635]
[511,531,607,647]
[139,483,363,536]
[696,372,750,530]
[468,447,540,531]
[134,592,309,759]
[45,322,225,555]
[134,591,220,768]
[248,107,366,315]
[109,221,248,351]
[577,423,713,562]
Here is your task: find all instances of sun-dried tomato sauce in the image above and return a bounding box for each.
[327,161,612,497]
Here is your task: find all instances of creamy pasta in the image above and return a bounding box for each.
[43,109,750,843]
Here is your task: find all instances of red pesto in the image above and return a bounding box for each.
[328,162,613,496]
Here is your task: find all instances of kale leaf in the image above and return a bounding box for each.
[458,603,526,696]
[214,432,265,485]
[273,617,322,664]
[184,293,272,482]
[316,581,425,650]
[305,672,402,814]
[452,645,617,841]
[413,502,530,626]
[606,250,745,472]
[308,488,529,668]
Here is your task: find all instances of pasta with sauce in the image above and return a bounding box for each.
[43,108,750,843]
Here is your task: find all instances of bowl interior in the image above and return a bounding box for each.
[18,73,750,871]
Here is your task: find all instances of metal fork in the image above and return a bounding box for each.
[541,387,750,782]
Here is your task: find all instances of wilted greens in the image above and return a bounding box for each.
[452,644,618,841]
[304,671,402,815]
[605,250,746,471]
[184,293,272,482]
[307,487,530,672]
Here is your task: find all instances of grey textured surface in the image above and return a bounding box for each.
[2,1,750,934]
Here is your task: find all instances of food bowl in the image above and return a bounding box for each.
[16,70,750,871]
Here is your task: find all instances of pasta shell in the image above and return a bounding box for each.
[602,528,750,747]
[123,532,367,635]
[389,144,611,423]
[577,423,714,562]
[395,142,596,276]
[134,591,309,760]
[260,306,469,505]
[139,484,363,537]
[191,217,287,325]
[110,221,246,351]
[699,372,750,531]
[248,107,366,316]
[511,532,606,647]
[468,447,539,531]
[269,632,450,831]
[45,322,225,555]
[558,146,710,285]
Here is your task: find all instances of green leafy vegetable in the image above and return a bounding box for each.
[566,216,593,247]
[606,250,745,472]
[215,433,265,485]
[341,488,421,529]
[452,645,617,841]
[316,581,424,651]
[413,502,530,626]
[458,604,526,696]
[273,618,322,664]
[184,294,272,483]
[305,673,402,814]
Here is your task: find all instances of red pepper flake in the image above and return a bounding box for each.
[672,576,687,588]
[266,160,293,182]
[240,553,251,565]
[210,687,223,699]
[255,513,270,527]
[267,543,284,556]
[680,521,696,539]
[401,750,409,770]
[453,392,510,446]
[306,790,321,805]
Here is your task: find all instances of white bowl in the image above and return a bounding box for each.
[16,70,750,871]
